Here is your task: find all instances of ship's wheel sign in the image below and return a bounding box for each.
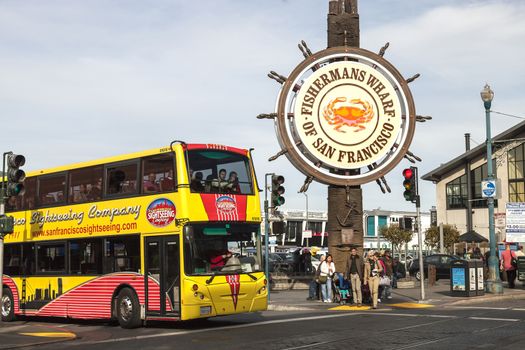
[265,45,421,188]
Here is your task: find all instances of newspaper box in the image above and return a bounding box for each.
[450,259,483,297]
[518,256,525,281]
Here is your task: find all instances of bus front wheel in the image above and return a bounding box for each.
[116,288,141,329]
[1,287,15,322]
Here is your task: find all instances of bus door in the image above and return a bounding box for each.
[144,235,180,316]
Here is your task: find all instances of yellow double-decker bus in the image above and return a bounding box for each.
[1,142,267,328]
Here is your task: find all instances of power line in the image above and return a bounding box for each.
[491,110,525,120]
[469,138,481,146]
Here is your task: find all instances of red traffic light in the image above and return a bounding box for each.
[402,168,414,179]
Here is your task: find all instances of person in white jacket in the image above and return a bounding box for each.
[319,254,336,302]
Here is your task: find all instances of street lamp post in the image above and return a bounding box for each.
[302,192,309,247]
[481,83,503,294]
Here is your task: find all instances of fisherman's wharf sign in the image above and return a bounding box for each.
[274,46,416,186]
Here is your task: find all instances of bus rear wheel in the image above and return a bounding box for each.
[116,288,141,329]
[2,287,15,322]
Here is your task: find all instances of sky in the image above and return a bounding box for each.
[1,0,525,213]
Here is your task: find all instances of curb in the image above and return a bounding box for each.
[268,304,316,312]
[444,292,525,306]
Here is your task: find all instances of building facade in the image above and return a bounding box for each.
[262,208,430,251]
[422,121,525,243]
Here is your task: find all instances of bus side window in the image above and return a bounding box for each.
[106,162,139,196]
[21,243,35,276]
[69,166,104,204]
[37,243,66,273]
[3,244,22,276]
[142,154,176,194]
[38,174,67,207]
[104,236,140,273]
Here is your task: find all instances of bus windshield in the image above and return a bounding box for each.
[184,223,262,275]
[187,149,253,195]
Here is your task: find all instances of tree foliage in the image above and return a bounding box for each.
[424,224,460,251]
[379,224,413,252]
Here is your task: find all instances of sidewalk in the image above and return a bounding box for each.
[268,280,525,311]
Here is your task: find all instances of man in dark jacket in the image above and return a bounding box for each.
[381,250,394,299]
[346,248,364,306]
[307,255,325,300]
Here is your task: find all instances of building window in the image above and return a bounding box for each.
[367,216,375,236]
[471,162,497,208]
[378,216,387,228]
[446,174,467,209]
[509,143,525,202]
[306,221,323,235]
[286,221,301,242]
[446,161,497,210]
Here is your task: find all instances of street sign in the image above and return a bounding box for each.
[505,202,525,242]
[302,230,312,239]
[481,180,496,198]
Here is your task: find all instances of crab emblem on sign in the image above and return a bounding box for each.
[322,97,374,133]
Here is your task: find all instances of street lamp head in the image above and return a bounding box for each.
[480,83,494,109]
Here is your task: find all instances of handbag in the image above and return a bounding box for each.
[319,275,328,284]
[511,254,518,269]
[379,275,391,286]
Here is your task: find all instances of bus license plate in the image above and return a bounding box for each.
[200,306,211,316]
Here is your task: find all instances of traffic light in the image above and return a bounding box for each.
[271,175,285,207]
[6,153,26,197]
[402,166,418,203]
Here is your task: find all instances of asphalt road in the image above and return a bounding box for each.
[12,299,525,350]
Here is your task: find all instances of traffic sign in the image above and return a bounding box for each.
[481,180,496,198]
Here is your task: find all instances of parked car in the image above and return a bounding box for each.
[394,253,413,266]
[262,253,285,273]
[408,254,461,281]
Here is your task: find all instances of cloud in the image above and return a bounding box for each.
[1,0,524,213]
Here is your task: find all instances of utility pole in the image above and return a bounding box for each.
[264,173,273,302]
[416,195,425,301]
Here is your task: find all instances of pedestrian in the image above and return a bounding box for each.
[381,249,394,299]
[307,255,325,301]
[500,243,518,288]
[364,251,383,309]
[392,257,405,288]
[302,249,312,274]
[471,247,482,260]
[377,253,386,302]
[345,247,364,306]
[293,248,302,274]
[319,254,336,303]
